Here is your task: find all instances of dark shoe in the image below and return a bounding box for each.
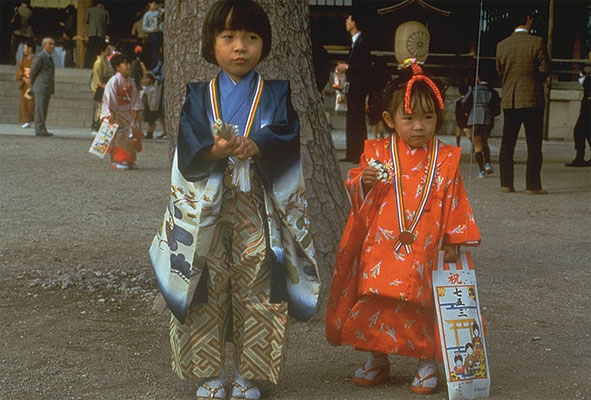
[565,159,591,167]
[36,132,53,137]
[525,189,548,195]
[145,131,153,139]
[500,186,515,193]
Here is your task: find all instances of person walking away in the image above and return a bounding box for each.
[10,1,34,65]
[565,68,591,167]
[462,69,501,177]
[85,1,110,68]
[91,41,113,134]
[150,48,166,138]
[326,60,481,395]
[100,53,143,170]
[496,6,551,194]
[150,1,319,399]
[30,37,56,137]
[336,10,372,162]
[366,57,389,139]
[131,7,149,44]
[16,39,35,129]
[59,5,77,68]
[140,72,159,139]
[142,1,164,70]
[455,84,471,148]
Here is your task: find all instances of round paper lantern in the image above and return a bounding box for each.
[394,21,430,64]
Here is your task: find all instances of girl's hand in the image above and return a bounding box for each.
[207,134,240,160]
[361,167,379,193]
[232,137,261,160]
[443,244,459,262]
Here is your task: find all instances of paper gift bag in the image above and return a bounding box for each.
[433,250,490,400]
[89,120,118,158]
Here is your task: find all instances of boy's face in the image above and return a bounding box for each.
[214,29,263,83]
[383,105,437,149]
[117,61,131,77]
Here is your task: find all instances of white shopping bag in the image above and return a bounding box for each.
[89,120,118,158]
[433,250,490,400]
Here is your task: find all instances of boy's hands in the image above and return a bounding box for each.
[361,167,379,193]
[443,244,459,262]
[233,137,261,160]
[207,134,240,160]
[207,136,260,160]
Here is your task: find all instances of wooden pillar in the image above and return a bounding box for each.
[76,0,90,68]
[543,0,554,140]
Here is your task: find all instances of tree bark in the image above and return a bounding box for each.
[163,1,349,306]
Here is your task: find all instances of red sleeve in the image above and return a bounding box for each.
[441,167,481,247]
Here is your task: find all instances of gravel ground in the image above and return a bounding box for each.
[0,130,589,400]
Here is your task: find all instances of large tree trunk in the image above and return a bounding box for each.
[163,1,348,306]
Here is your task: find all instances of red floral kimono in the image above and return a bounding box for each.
[326,135,481,360]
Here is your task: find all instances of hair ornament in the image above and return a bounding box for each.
[403,59,444,115]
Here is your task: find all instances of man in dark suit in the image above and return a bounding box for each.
[496,7,551,194]
[336,11,372,163]
[30,37,56,137]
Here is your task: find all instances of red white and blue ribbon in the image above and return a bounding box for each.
[390,134,439,253]
[208,73,264,138]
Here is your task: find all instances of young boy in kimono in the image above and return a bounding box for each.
[325,60,481,394]
[149,1,319,399]
[101,53,143,170]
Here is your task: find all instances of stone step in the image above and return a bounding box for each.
[0,95,93,108]
[0,80,92,93]
[0,65,93,84]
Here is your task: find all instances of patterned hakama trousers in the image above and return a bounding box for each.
[170,173,288,383]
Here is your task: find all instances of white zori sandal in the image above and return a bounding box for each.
[230,370,261,400]
[410,359,438,394]
[196,376,226,400]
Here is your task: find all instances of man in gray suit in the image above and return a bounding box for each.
[496,7,551,194]
[30,37,55,137]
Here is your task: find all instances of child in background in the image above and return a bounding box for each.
[455,83,471,148]
[150,1,318,399]
[326,60,481,395]
[462,70,500,177]
[366,58,389,139]
[16,40,35,129]
[141,72,159,139]
[101,53,144,170]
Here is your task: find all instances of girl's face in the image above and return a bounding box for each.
[383,104,437,148]
[117,61,131,78]
[214,29,262,82]
[22,44,32,56]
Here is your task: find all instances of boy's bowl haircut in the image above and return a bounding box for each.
[201,0,272,65]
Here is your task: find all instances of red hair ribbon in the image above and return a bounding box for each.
[404,62,444,115]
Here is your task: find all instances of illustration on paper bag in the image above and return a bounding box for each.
[436,284,487,382]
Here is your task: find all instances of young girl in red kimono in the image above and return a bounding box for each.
[326,60,481,394]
